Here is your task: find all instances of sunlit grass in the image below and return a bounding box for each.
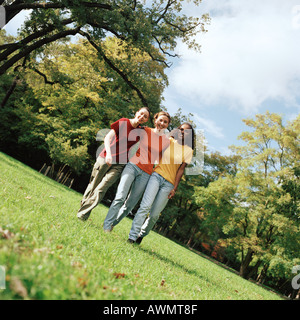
[0,152,283,300]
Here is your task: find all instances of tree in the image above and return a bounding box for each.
[195,112,300,285]
[0,0,209,108]
[0,35,168,179]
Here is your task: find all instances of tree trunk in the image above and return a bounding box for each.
[247,260,262,280]
[186,227,197,247]
[256,263,269,284]
[239,248,254,279]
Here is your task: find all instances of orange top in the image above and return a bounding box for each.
[130,127,170,175]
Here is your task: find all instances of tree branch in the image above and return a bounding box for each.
[6,1,112,11]
[155,0,176,24]
[2,1,112,27]
[79,30,148,108]
[1,56,27,108]
[164,17,199,33]
[86,20,126,40]
[153,35,179,58]
[147,50,172,68]
[29,66,56,85]
[0,18,74,62]
[0,27,81,76]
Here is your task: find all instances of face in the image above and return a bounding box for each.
[176,123,193,145]
[135,108,149,124]
[155,115,169,131]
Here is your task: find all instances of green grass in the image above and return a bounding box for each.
[0,152,283,300]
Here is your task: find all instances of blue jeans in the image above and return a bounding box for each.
[103,162,150,230]
[128,172,174,240]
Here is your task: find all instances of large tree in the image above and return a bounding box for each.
[0,0,209,108]
[0,35,169,175]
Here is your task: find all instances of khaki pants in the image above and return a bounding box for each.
[77,156,125,220]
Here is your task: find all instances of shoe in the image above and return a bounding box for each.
[77,212,90,221]
[77,204,92,221]
[103,225,114,233]
[135,237,143,245]
[127,239,135,244]
[77,194,99,220]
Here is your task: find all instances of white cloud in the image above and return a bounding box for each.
[168,0,300,115]
[193,113,225,139]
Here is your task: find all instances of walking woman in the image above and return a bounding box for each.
[127,122,195,244]
[103,111,171,232]
[77,107,150,221]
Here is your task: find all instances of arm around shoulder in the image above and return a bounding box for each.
[104,129,116,166]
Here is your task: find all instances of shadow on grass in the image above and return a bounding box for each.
[137,245,209,283]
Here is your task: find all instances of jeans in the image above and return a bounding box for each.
[103,162,150,230]
[128,172,174,240]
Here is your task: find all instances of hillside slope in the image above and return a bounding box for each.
[0,152,283,300]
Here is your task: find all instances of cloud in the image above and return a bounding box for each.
[168,0,300,115]
[193,113,225,140]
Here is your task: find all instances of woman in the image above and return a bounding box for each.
[103,111,171,232]
[127,122,195,244]
[77,107,150,221]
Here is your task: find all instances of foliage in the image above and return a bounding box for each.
[1,0,210,106]
[0,36,167,174]
[194,112,300,295]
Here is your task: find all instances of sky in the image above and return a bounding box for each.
[3,0,300,155]
[163,0,300,154]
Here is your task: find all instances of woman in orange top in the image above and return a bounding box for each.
[103,111,171,231]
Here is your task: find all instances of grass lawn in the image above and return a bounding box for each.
[0,152,284,300]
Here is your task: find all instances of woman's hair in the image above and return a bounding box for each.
[179,122,195,150]
[153,111,171,125]
[138,106,151,122]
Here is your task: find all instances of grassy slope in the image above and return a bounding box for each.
[0,152,283,300]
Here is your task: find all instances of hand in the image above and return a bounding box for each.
[105,155,112,166]
[168,189,176,199]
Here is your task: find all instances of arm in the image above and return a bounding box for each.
[168,162,188,199]
[104,129,116,166]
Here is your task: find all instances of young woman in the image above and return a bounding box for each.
[103,111,171,231]
[77,107,150,221]
[127,122,195,244]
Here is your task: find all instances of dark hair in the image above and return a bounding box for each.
[178,122,195,150]
[139,106,152,123]
[153,111,171,125]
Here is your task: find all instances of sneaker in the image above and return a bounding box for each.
[127,239,135,244]
[77,205,92,221]
[77,212,90,221]
[135,237,143,245]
